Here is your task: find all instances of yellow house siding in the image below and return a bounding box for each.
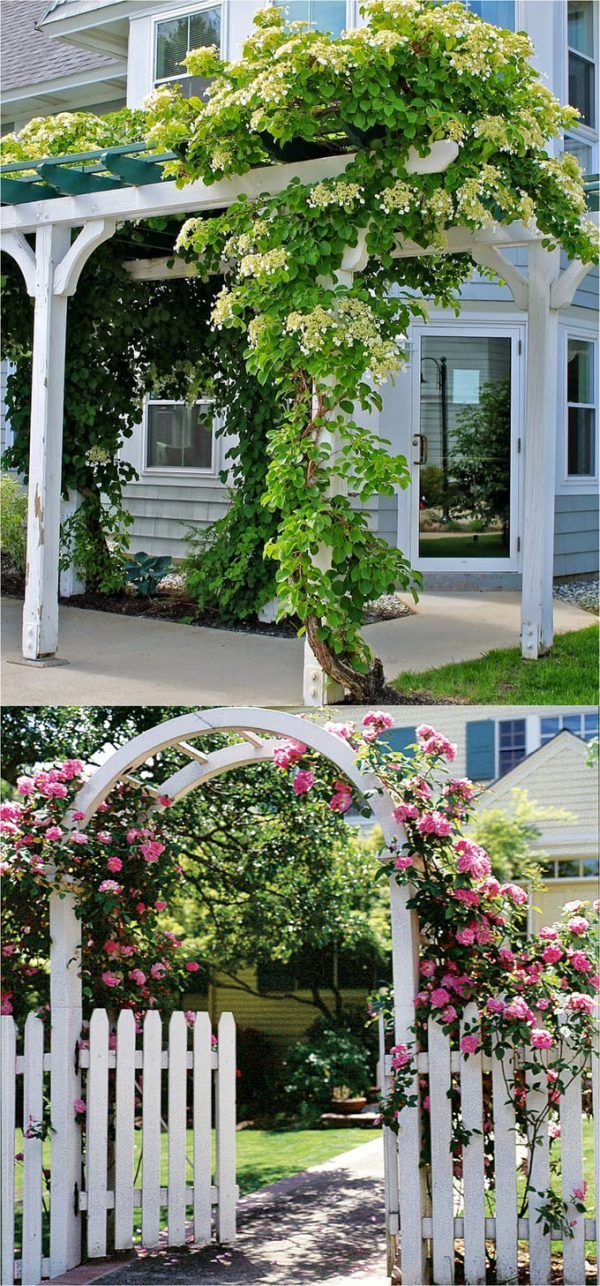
[209,967,368,1043]
[532,878,598,933]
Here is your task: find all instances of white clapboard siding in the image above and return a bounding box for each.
[114,1010,136,1251]
[193,1013,213,1246]
[86,1009,110,1258]
[142,1011,162,1248]
[167,1012,188,1246]
[215,1012,236,1244]
[560,1056,586,1286]
[459,1005,486,1285]
[22,1014,45,1286]
[428,1018,455,1285]
[526,1054,551,1286]
[491,1045,518,1284]
[1,1016,17,1286]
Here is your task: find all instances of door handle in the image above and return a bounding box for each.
[412,434,428,465]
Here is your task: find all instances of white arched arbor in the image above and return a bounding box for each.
[48,706,424,1281]
[1,146,596,701]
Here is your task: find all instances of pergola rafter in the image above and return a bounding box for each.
[1,143,597,696]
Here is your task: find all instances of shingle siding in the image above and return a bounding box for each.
[554,494,599,577]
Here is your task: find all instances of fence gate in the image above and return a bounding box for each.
[1,1009,237,1285]
[379,1007,599,1285]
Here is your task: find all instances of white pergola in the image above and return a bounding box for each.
[1,144,595,702]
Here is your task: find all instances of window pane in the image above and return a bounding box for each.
[562,714,583,734]
[568,407,595,475]
[568,0,595,57]
[582,857,599,876]
[541,717,560,743]
[568,338,594,404]
[466,1,515,30]
[498,718,526,773]
[564,134,594,174]
[569,51,595,128]
[156,15,189,80]
[147,403,213,469]
[189,7,221,50]
[584,713,599,739]
[556,859,581,878]
[275,1,347,36]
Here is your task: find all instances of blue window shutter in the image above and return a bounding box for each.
[466,720,496,781]
[380,726,417,756]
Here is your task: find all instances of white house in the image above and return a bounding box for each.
[1,0,598,592]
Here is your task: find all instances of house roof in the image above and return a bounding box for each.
[1,0,117,92]
[479,730,598,854]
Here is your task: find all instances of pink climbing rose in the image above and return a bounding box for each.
[530,1029,554,1049]
[99,879,121,894]
[292,769,315,796]
[460,1035,479,1055]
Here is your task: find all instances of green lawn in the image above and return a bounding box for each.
[393,625,599,704]
[419,535,507,559]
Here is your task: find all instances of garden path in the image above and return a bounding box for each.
[53,1138,387,1285]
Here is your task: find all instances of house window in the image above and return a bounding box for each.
[155,6,221,98]
[498,718,527,775]
[273,1,348,36]
[567,337,596,477]
[464,1,515,29]
[540,712,599,744]
[568,0,596,128]
[146,400,214,471]
[542,856,599,879]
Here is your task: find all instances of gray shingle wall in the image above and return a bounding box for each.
[554,494,600,577]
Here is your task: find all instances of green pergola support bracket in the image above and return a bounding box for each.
[37,162,123,196]
[0,176,60,203]
[102,148,166,186]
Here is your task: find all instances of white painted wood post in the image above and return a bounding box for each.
[521,243,560,660]
[167,1011,188,1246]
[389,875,427,1285]
[525,1053,551,1285]
[215,1012,236,1243]
[141,1011,162,1248]
[428,1018,455,1286]
[22,1013,45,1286]
[114,1009,136,1251]
[49,888,83,1277]
[459,1005,485,1284]
[491,1046,518,1284]
[193,1012,213,1246]
[86,1009,110,1258]
[1,1015,17,1286]
[560,1056,586,1286]
[59,490,85,598]
[22,225,71,660]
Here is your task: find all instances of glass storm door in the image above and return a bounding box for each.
[414,331,521,568]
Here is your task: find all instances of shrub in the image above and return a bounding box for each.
[236,1028,283,1118]
[0,472,27,575]
[282,1024,373,1120]
[124,551,172,597]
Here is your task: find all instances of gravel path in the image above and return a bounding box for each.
[554,578,599,615]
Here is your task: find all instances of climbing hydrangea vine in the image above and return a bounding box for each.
[1,0,598,694]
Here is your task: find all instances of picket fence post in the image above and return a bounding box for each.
[491,1045,518,1283]
[141,1010,162,1248]
[193,1012,213,1245]
[1,1016,17,1286]
[87,1008,110,1258]
[526,1052,551,1285]
[459,1004,486,1284]
[167,1011,188,1246]
[22,1013,45,1286]
[49,889,83,1277]
[428,1017,454,1286]
[216,1012,236,1243]
[114,1009,136,1250]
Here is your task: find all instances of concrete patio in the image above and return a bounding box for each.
[1,590,593,707]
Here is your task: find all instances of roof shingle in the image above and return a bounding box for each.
[1,0,117,92]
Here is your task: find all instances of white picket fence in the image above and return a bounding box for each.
[1,1009,237,1285]
[379,1004,599,1285]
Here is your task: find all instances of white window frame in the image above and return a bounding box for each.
[409,321,525,574]
[494,710,598,776]
[273,1,357,34]
[152,1,227,90]
[563,0,599,174]
[142,396,221,479]
[559,326,599,490]
[542,856,599,881]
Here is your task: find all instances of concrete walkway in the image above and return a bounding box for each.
[55,1140,388,1286]
[2,590,592,706]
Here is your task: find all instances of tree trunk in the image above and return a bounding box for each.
[306,615,389,702]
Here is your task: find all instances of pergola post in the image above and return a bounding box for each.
[22,225,70,660]
[49,886,83,1276]
[521,243,561,658]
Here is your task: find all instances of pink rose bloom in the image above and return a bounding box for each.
[0,802,22,821]
[537,997,550,1010]
[155,900,167,912]
[104,940,119,955]
[569,950,592,973]
[444,779,474,800]
[323,721,353,741]
[393,803,420,822]
[480,876,501,898]
[590,974,600,989]
[420,960,436,978]
[185,961,200,973]
[487,997,505,1015]
[538,926,558,940]
[431,988,451,1008]
[441,1005,457,1023]
[455,839,491,879]
[44,825,63,841]
[475,920,494,945]
[329,781,352,813]
[99,879,121,894]
[566,992,594,1013]
[0,998,13,1015]
[573,1182,588,1202]
[390,1043,411,1068]
[17,777,36,796]
[158,795,174,807]
[498,947,515,967]
[140,840,165,863]
[129,969,146,987]
[453,888,479,907]
[504,997,534,1023]
[292,769,315,796]
[40,781,68,799]
[500,882,528,906]
[416,725,457,761]
[73,1099,86,1115]
[456,927,475,946]
[184,1011,196,1025]
[418,812,452,838]
[61,759,84,780]
[542,945,563,965]
[460,1035,479,1055]
[362,711,394,735]
[101,971,120,988]
[151,962,166,979]
[273,739,306,769]
[107,857,123,873]
[2,945,16,957]
[530,1028,553,1050]
[564,901,584,914]
[71,830,88,845]
[394,855,414,870]
[549,1122,561,1139]
[96,831,112,843]
[593,900,600,912]
[567,916,589,936]
[126,829,140,844]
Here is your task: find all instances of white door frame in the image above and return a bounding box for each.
[407,320,526,575]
